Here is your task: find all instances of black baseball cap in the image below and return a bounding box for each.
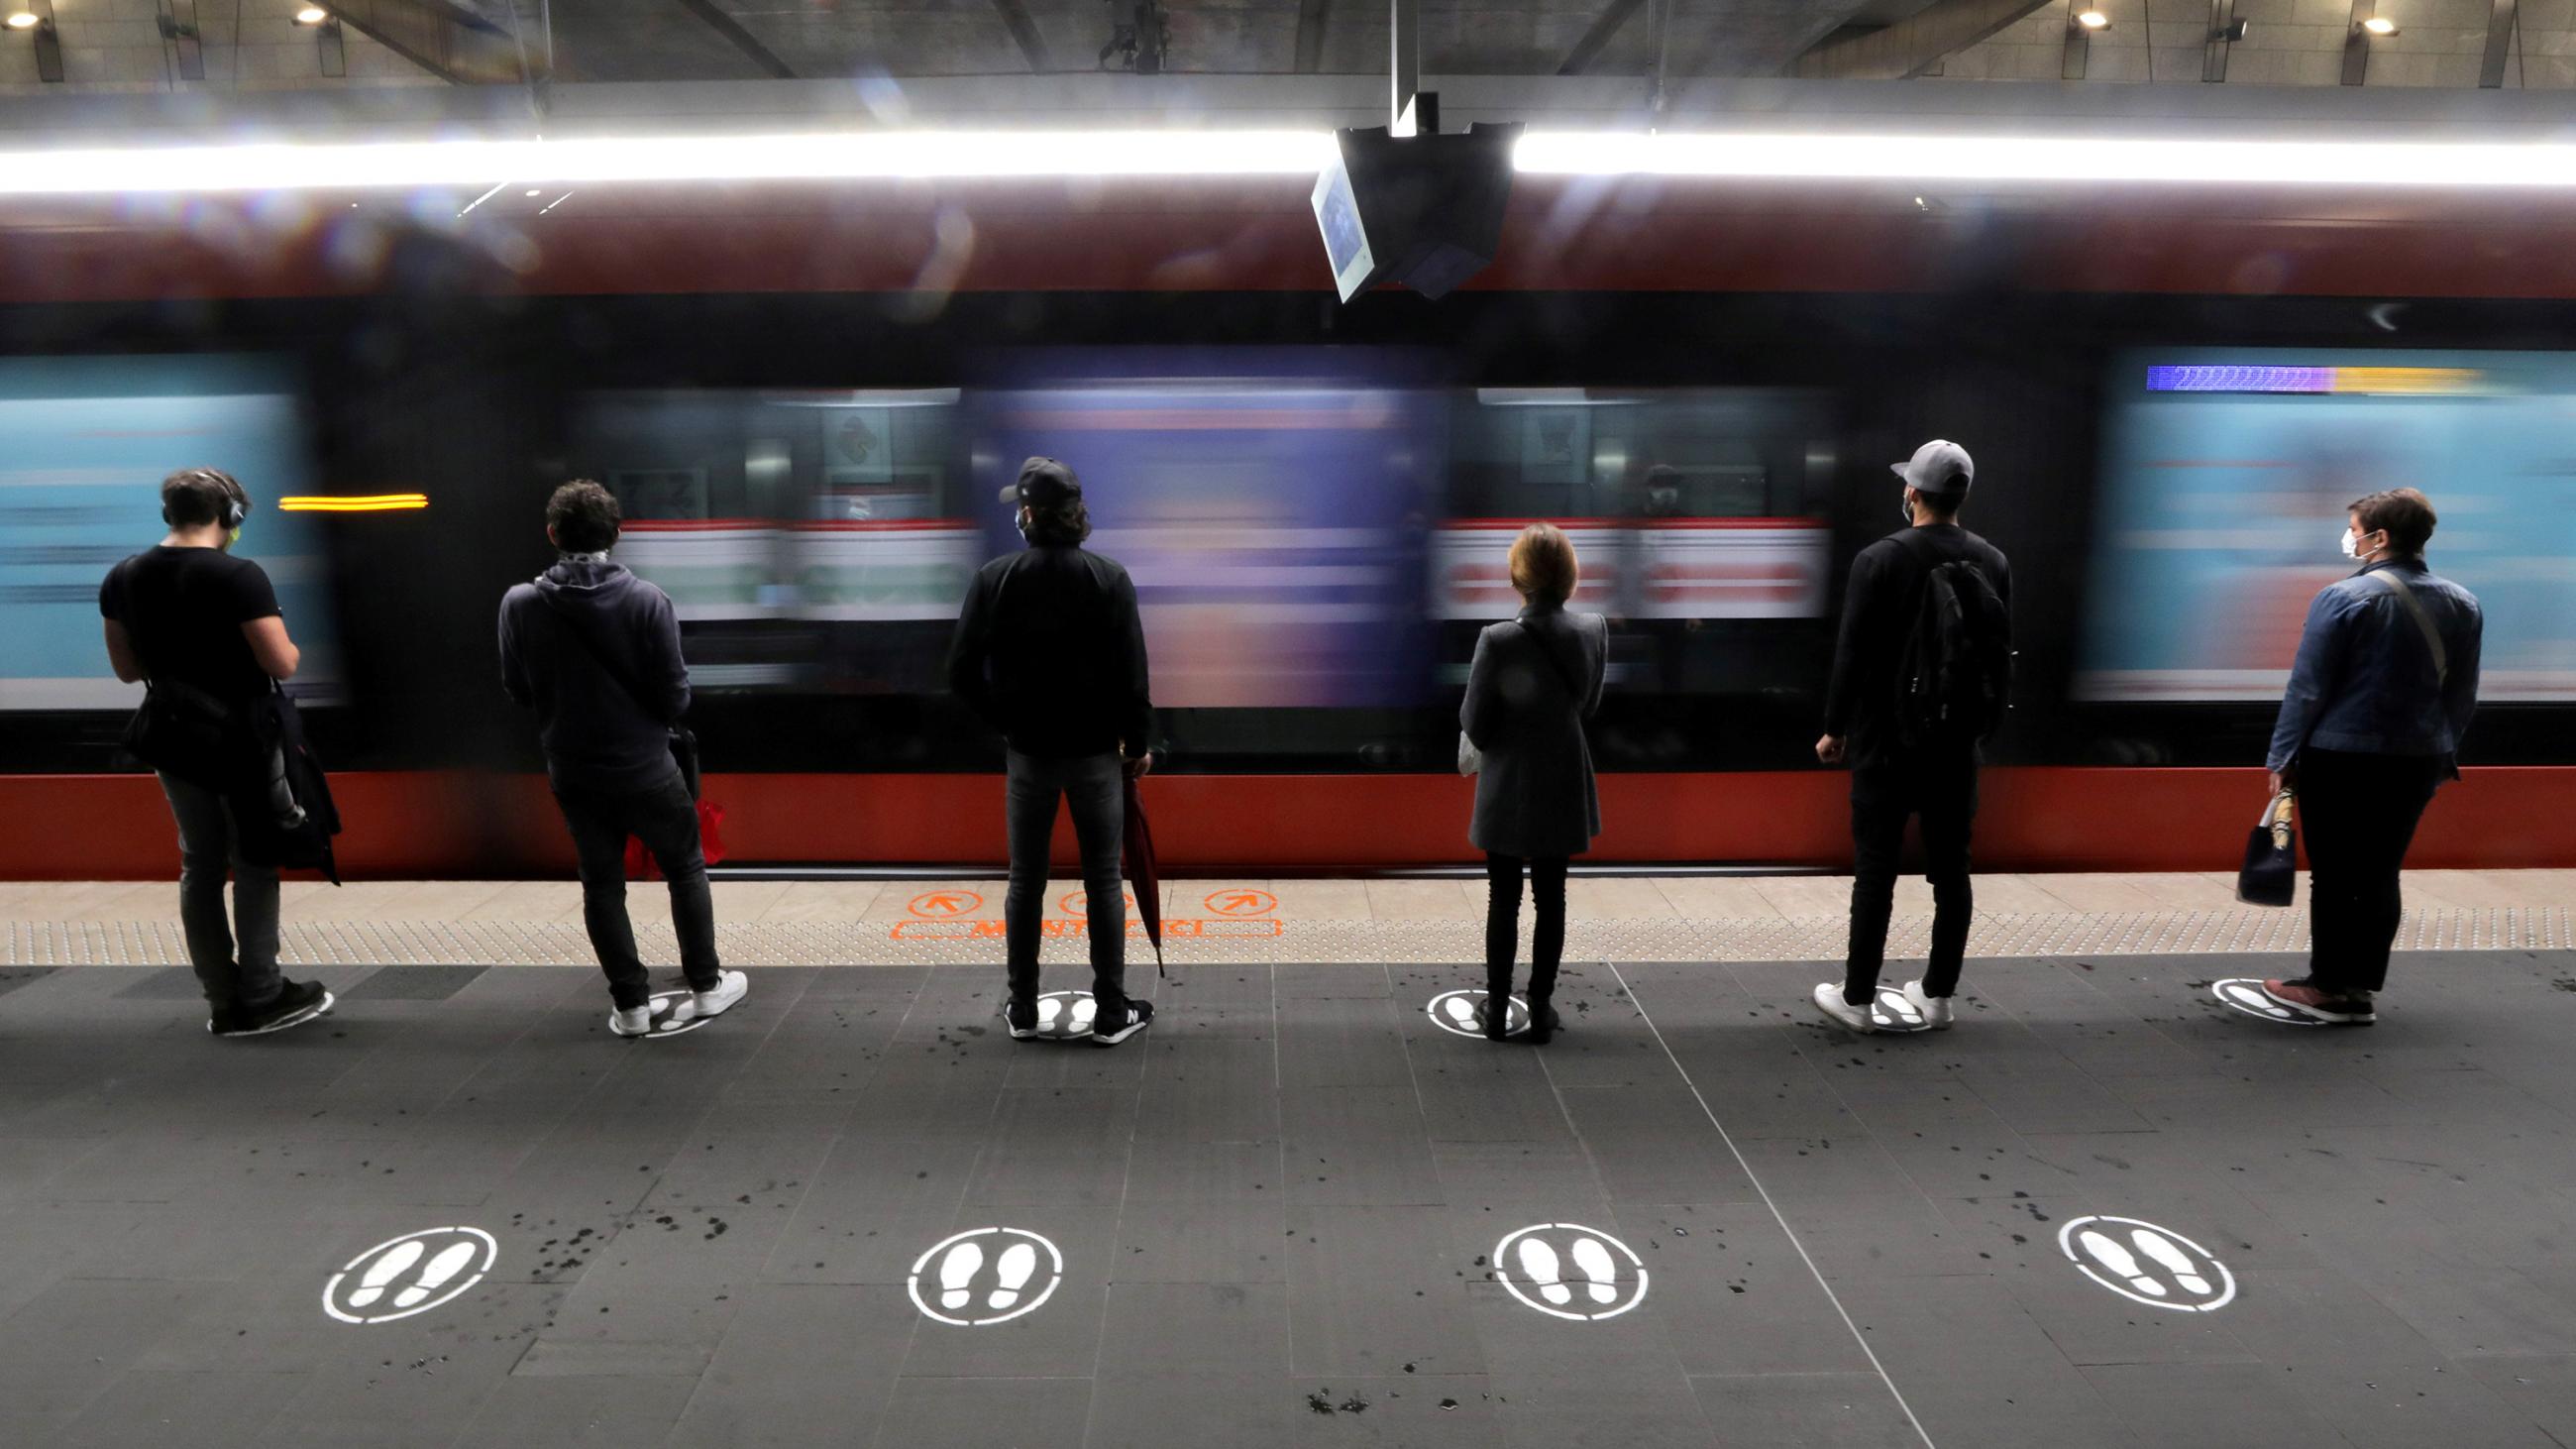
[1001,456,1081,506]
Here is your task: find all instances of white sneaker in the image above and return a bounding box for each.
[1811,982,1877,1034]
[610,1004,654,1038]
[1902,979,1955,1030]
[693,969,749,1021]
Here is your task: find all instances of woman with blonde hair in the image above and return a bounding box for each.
[1458,522,1608,1044]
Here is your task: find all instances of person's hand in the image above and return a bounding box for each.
[1125,751,1153,779]
[2268,769,2291,798]
[1815,734,1846,765]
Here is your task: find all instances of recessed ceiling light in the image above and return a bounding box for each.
[293,6,328,23]
[523,188,540,196]
[5,11,40,27]
[2075,9,2109,28]
[2360,15,2398,34]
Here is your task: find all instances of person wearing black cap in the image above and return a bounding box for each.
[1810,440,2013,1035]
[947,457,1157,1046]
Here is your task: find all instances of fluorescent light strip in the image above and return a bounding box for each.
[1513,132,2576,186]
[0,129,2571,195]
[0,131,1338,194]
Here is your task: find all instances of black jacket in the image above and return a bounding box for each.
[1821,522,2013,770]
[498,558,692,793]
[947,543,1152,760]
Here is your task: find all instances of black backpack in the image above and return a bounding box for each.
[1890,530,2012,749]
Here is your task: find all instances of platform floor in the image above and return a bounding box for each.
[0,875,2573,1447]
[4,870,2573,968]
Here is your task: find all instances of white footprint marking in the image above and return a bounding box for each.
[393,1241,481,1309]
[1071,997,1098,1029]
[1518,1238,1571,1306]
[939,1240,984,1310]
[2131,1229,2211,1296]
[346,1238,424,1309]
[1569,1236,1619,1305]
[2079,1230,2167,1296]
[1036,997,1062,1028]
[1445,995,1479,1026]
[990,1241,1038,1310]
[1879,993,1923,1027]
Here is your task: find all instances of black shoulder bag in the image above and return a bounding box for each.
[538,595,701,800]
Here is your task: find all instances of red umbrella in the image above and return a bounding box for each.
[1123,773,1164,977]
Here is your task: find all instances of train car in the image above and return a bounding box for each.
[3,157,2573,876]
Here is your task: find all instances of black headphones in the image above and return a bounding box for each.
[162,468,249,530]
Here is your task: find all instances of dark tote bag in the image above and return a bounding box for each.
[2236,790,2298,907]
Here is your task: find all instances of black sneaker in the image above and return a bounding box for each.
[1090,998,1153,1046]
[1005,997,1042,1040]
[211,979,333,1038]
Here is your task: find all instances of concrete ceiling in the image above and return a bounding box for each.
[528,0,1899,84]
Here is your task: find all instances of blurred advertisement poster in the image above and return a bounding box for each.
[2081,349,2576,701]
[974,353,1441,710]
[0,355,342,711]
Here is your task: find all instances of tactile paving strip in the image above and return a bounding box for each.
[1,906,2567,968]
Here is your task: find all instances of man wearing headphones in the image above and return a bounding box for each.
[100,468,332,1038]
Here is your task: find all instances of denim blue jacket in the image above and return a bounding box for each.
[2266,559,2482,774]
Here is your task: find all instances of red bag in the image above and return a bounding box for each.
[625,799,727,880]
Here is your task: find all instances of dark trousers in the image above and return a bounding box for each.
[1843,756,1979,1004]
[1484,853,1568,1003]
[555,773,721,1010]
[1004,749,1127,1016]
[159,771,281,1010]
[2299,747,2441,995]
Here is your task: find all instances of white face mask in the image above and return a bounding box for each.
[2339,526,2360,559]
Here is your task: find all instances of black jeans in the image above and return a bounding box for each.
[555,773,721,1010]
[1485,853,1568,1003]
[1005,749,1127,1016]
[2298,747,2441,995]
[159,771,281,1010]
[1843,756,1978,1005]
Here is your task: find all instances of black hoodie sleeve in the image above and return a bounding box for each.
[1821,541,1893,736]
[946,566,1000,731]
[1113,567,1153,756]
[498,591,532,708]
[642,585,692,723]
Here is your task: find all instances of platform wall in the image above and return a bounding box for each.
[3,767,2568,880]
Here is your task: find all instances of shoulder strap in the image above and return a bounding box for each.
[2363,569,2447,686]
[1513,619,1587,699]
[537,589,657,714]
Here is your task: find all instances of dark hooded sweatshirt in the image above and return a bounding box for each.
[498,556,692,794]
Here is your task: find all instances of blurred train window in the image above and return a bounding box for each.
[568,390,975,694]
[2080,348,2576,703]
[1438,388,1835,642]
[0,355,342,710]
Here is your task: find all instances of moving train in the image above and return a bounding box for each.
[1,171,2569,875]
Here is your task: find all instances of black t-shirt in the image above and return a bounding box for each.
[98,545,282,703]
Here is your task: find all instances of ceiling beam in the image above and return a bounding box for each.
[1791,0,2056,80]
[1556,0,1648,76]
[2481,0,2518,87]
[319,0,532,85]
[673,0,796,78]
[990,0,1051,71]
[1294,0,1329,73]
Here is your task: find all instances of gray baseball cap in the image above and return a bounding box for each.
[1890,439,1974,496]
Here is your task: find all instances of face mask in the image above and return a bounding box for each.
[1899,491,1916,525]
[2338,528,2358,559]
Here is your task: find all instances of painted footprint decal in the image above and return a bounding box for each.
[908,1228,1066,1326]
[2059,1215,2236,1311]
[1492,1224,1649,1321]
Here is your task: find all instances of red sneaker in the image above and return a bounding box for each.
[2260,979,2376,1025]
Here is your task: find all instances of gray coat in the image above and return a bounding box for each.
[1462,603,1608,859]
